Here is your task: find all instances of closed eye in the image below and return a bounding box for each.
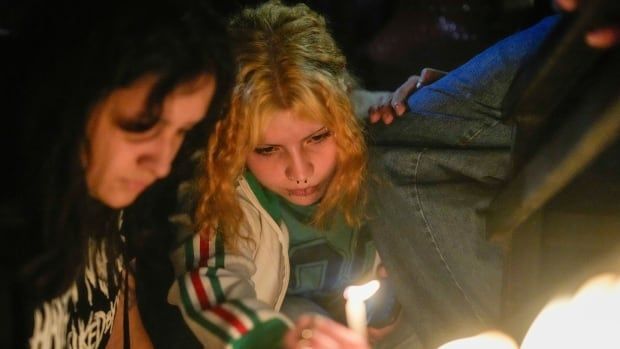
[307,129,331,144]
[254,145,279,156]
[117,112,159,133]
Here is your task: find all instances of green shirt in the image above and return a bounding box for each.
[244,172,376,318]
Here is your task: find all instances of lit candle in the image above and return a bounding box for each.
[437,331,517,349]
[440,273,620,349]
[343,280,380,339]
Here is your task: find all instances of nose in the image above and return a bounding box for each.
[152,151,173,178]
[142,134,180,179]
[285,149,314,184]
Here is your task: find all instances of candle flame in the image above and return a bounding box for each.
[438,331,518,349]
[436,272,620,348]
[343,280,380,301]
[520,273,620,349]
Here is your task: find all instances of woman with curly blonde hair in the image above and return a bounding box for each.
[166,2,394,348]
[200,1,367,248]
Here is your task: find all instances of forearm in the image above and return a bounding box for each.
[369,16,560,148]
[169,232,291,348]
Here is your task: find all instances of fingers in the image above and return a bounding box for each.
[312,316,367,346]
[299,328,340,349]
[585,26,620,49]
[368,94,396,124]
[284,315,331,349]
[391,75,420,116]
[555,0,577,12]
[419,68,448,86]
[367,324,393,345]
[554,0,620,49]
[284,314,369,349]
[284,328,339,349]
[368,74,420,124]
[375,264,388,278]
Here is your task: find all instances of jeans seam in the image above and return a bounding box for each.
[459,119,501,146]
[413,150,485,324]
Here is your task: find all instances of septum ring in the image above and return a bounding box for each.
[288,177,310,184]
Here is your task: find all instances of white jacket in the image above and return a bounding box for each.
[167,177,293,348]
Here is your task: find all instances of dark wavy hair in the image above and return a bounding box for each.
[8,0,233,302]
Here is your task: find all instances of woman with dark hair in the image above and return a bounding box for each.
[1,0,233,347]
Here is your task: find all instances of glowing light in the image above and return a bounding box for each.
[344,280,380,339]
[437,273,620,349]
[343,280,380,301]
[521,273,620,349]
[438,331,518,349]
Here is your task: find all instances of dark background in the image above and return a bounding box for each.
[276,0,555,90]
[1,0,555,91]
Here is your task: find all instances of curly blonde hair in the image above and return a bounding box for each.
[195,1,367,248]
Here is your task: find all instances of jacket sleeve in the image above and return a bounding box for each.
[167,183,291,348]
[168,229,292,349]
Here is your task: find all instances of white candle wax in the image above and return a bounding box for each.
[343,280,380,340]
[345,298,367,339]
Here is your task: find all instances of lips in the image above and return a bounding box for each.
[287,185,318,197]
[124,179,151,193]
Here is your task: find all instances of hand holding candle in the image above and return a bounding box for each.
[343,280,380,339]
[284,314,370,349]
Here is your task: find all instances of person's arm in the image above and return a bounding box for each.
[358,15,562,349]
[167,179,292,349]
[369,0,620,125]
[368,68,446,125]
[168,226,291,349]
[366,15,559,148]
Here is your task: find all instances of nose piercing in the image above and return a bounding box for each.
[288,176,309,184]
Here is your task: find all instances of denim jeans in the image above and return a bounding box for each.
[359,16,559,348]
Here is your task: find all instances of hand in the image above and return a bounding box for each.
[555,0,620,48]
[367,264,401,345]
[283,314,370,349]
[368,68,446,125]
[368,75,420,125]
[367,311,401,345]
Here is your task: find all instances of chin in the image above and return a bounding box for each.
[98,192,139,209]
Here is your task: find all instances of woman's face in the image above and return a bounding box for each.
[85,74,216,208]
[246,109,339,206]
